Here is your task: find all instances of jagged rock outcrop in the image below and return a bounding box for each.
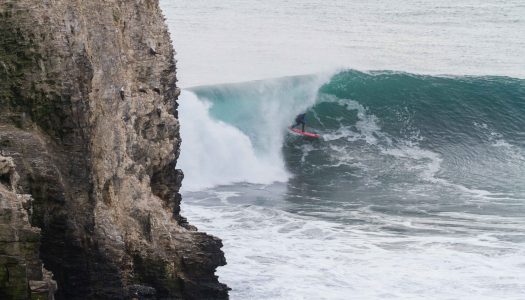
[0,1,228,299]
[0,155,57,299]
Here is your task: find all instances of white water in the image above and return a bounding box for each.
[178,75,330,191]
[161,0,525,87]
[177,91,288,191]
[182,190,525,300]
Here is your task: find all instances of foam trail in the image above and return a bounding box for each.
[182,192,525,300]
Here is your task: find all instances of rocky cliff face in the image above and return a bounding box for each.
[0,1,228,299]
[0,155,57,299]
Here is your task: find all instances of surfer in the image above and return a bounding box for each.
[291,113,306,132]
[289,113,320,138]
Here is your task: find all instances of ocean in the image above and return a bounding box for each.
[160,1,525,299]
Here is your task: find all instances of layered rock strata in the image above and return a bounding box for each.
[0,0,228,299]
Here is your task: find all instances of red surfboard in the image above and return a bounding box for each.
[289,127,320,138]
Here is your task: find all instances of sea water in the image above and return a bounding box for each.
[160,1,525,299]
[161,0,524,87]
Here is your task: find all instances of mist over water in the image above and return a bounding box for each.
[160,1,525,299]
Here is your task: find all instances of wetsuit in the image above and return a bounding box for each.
[292,113,306,131]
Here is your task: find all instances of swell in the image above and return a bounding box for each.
[315,70,525,148]
[179,70,525,201]
[287,70,525,207]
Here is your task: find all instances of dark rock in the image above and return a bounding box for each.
[149,47,159,56]
[0,159,57,300]
[126,284,157,299]
[0,0,228,299]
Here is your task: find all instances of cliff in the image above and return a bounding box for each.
[0,0,228,299]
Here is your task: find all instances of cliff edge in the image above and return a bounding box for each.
[0,0,228,299]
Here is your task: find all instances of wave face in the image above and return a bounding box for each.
[284,71,525,214]
[179,70,525,299]
[180,70,525,198]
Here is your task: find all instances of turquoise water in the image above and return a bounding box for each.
[178,71,525,299]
